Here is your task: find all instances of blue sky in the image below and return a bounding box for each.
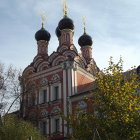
[0,0,140,71]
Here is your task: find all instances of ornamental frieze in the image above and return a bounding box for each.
[76,101,87,109]
[39,109,49,117]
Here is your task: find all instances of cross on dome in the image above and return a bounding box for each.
[63,0,68,17]
[40,12,46,28]
[82,17,86,34]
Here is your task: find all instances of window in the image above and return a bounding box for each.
[54,86,59,100]
[55,118,60,133]
[51,117,61,134]
[51,84,61,101]
[39,121,47,135]
[39,89,47,104]
[43,90,47,103]
[42,122,47,135]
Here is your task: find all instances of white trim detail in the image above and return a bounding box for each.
[77,66,96,81]
[63,69,67,136]
[51,116,62,134]
[75,70,77,94]
[31,69,62,80]
[52,74,60,81]
[68,69,72,97]
[29,65,62,79]
[39,86,49,104]
[71,69,75,95]
[52,56,66,66]
[50,83,61,101]
[47,86,49,102]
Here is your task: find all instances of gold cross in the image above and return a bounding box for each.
[63,0,68,17]
[82,17,86,34]
[40,12,46,28]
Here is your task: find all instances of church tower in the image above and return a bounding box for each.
[20,2,100,140]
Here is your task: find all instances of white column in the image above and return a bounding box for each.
[68,68,72,97]
[63,69,67,136]
[75,70,77,94]
[59,83,61,99]
[47,86,49,102]
[71,69,75,95]
[50,85,54,101]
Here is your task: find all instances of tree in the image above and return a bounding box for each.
[0,61,46,140]
[0,61,21,116]
[64,57,140,140]
[0,114,46,140]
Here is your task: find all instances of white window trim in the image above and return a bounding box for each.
[50,83,61,101]
[38,119,48,135]
[39,86,49,104]
[51,116,62,134]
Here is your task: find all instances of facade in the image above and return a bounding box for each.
[20,12,100,140]
[20,11,140,139]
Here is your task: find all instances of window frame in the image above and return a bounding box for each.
[55,118,60,133]
[54,86,59,100]
[51,83,61,101]
[39,87,49,104]
[39,120,47,136]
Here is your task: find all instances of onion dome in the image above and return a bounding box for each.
[58,17,74,30]
[55,27,61,37]
[35,27,51,42]
[78,33,93,47]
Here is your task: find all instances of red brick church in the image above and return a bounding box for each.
[20,6,101,140]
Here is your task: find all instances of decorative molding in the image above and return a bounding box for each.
[76,101,87,109]
[40,77,48,85]
[51,106,61,114]
[74,57,85,69]
[57,45,69,53]
[23,66,35,75]
[80,56,87,66]
[40,109,49,117]
[63,50,77,58]
[52,56,66,66]
[33,58,43,68]
[33,55,43,62]
[52,74,60,81]
[37,61,49,72]
[30,68,62,80]
[48,52,59,63]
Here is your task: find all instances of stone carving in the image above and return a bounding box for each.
[51,106,61,114]
[52,56,66,66]
[77,101,87,109]
[40,78,48,85]
[40,109,48,117]
[52,74,60,81]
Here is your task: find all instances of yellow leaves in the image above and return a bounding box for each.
[62,57,140,140]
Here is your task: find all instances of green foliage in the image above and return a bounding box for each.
[0,115,46,140]
[64,57,140,140]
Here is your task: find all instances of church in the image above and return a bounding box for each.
[19,3,140,139]
[17,0,140,139]
[20,3,101,140]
